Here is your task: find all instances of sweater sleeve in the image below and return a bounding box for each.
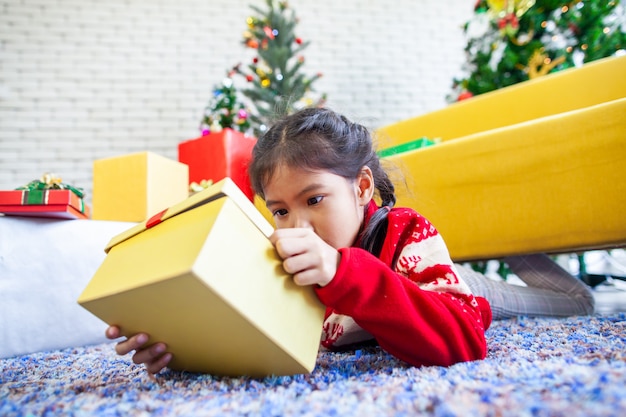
[315,248,487,367]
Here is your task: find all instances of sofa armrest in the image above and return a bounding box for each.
[387,98,626,261]
[377,55,626,145]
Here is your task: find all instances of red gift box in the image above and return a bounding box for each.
[0,189,90,220]
[178,128,257,201]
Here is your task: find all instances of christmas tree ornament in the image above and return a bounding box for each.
[498,13,520,36]
[210,120,223,132]
[487,0,536,19]
[457,91,474,101]
[263,26,275,39]
[526,48,566,78]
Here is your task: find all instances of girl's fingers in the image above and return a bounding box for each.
[131,342,172,375]
[105,325,172,374]
[145,352,173,375]
[131,342,168,366]
[282,251,311,275]
[114,333,149,356]
[105,325,120,340]
[273,237,306,259]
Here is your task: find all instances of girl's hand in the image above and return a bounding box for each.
[105,325,172,374]
[269,228,340,287]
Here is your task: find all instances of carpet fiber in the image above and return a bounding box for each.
[2,313,626,416]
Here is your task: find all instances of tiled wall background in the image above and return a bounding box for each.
[0,0,474,201]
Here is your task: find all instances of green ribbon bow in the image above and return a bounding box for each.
[15,173,85,203]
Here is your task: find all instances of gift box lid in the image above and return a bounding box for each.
[104,177,271,253]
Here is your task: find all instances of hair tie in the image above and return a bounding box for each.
[382,205,391,213]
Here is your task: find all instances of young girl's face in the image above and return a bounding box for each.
[263,164,374,250]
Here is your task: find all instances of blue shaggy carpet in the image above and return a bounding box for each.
[2,313,626,416]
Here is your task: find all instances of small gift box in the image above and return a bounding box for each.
[178,128,257,201]
[0,174,90,220]
[78,178,325,377]
[92,151,189,222]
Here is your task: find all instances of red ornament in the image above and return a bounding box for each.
[498,13,519,30]
[246,75,254,82]
[295,37,303,44]
[263,26,275,40]
[253,57,259,63]
[568,23,581,35]
[457,91,474,101]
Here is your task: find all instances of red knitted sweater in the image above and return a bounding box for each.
[315,200,492,367]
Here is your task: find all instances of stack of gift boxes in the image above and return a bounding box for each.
[0,128,257,223]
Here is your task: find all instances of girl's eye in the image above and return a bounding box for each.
[273,208,288,217]
[307,196,323,206]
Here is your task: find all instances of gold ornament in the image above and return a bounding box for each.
[526,49,566,79]
[487,0,536,19]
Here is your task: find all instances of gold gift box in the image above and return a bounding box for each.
[78,178,325,377]
[92,151,189,222]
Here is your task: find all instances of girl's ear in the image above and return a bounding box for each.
[356,166,375,206]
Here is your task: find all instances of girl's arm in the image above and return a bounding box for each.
[315,246,488,367]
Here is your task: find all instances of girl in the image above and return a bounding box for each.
[106,107,594,374]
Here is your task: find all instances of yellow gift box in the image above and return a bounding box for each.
[78,178,325,377]
[92,151,189,222]
[377,56,626,261]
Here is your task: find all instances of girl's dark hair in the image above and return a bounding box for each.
[248,107,396,257]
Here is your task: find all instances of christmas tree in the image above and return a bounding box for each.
[450,0,626,101]
[199,74,251,135]
[232,0,326,135]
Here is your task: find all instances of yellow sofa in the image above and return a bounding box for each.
[377,56,626,261]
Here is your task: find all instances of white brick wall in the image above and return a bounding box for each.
[0,0,474,201]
